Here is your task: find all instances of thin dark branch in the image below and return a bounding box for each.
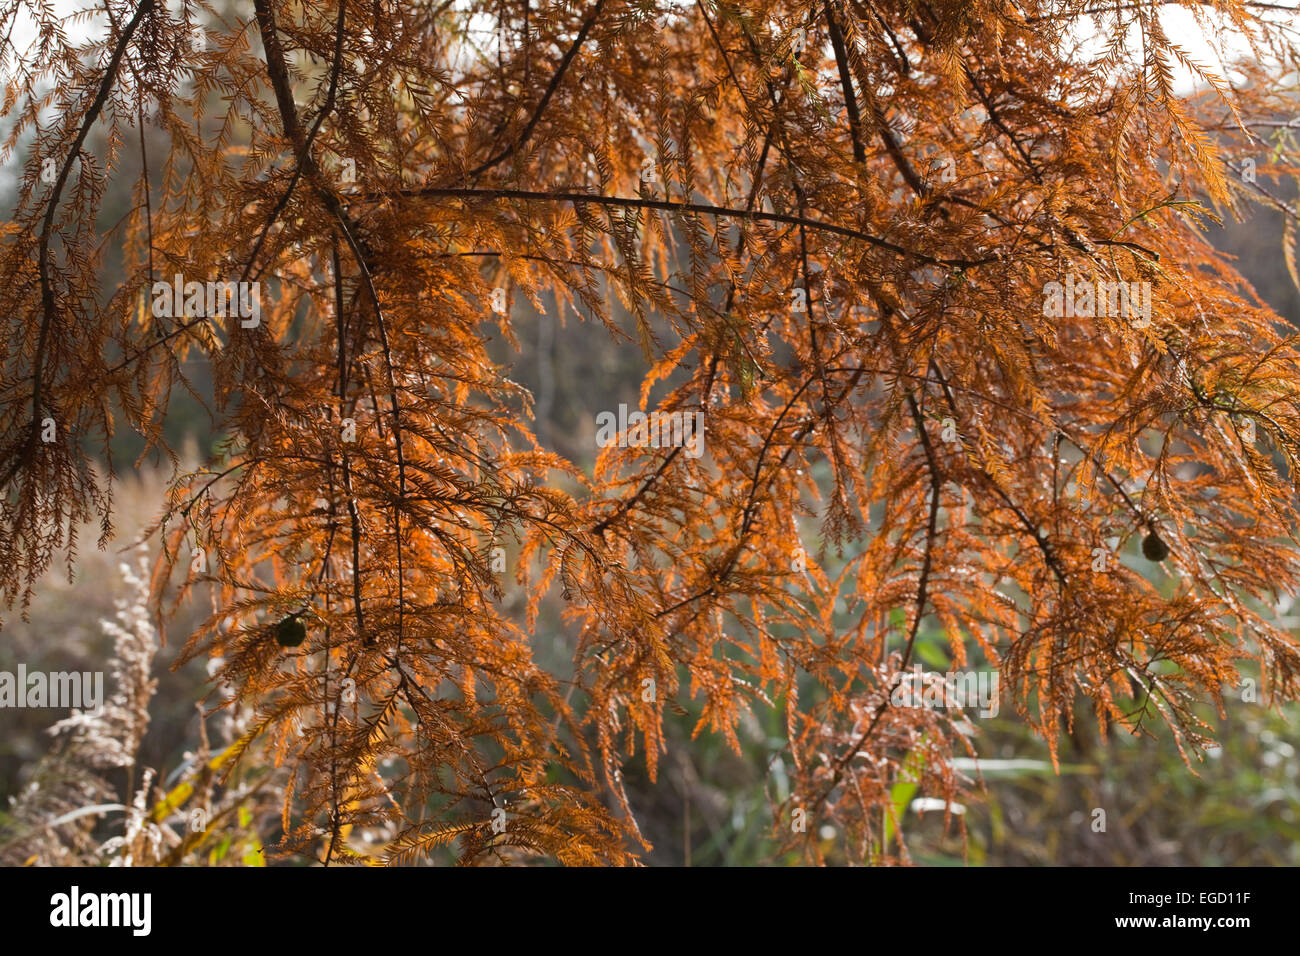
[397,186,991,268]
[6,0,157,491]
[455,0,608,183]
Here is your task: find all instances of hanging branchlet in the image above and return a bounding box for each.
[3,0,1300,865]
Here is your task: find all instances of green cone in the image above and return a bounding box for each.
[1141,530,1170,562]
[275,614,308,647]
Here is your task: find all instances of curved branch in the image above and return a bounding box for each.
[397,187,991,268]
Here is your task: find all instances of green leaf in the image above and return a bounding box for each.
[208,834,231,865]
[915,639,949,669]
[882,741,927,855]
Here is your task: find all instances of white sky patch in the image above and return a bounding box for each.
[0,2,1292,197]
[1067,4,1296,94]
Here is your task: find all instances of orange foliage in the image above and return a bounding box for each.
[4,0,1300,864]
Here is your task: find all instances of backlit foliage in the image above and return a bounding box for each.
[4,0,1300,864]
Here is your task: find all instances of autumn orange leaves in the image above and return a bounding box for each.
[3,1,1300,865]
